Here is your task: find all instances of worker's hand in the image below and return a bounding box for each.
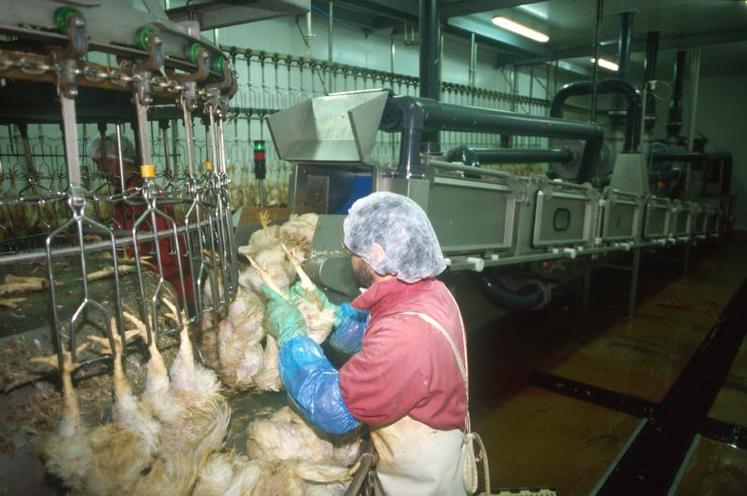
[260,284,308,347]
[290,283,337,314]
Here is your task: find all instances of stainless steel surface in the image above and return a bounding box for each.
[266,89,390,163]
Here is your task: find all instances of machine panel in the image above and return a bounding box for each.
[643,197,671,239]
[672,201,693,238]
[533,190,593,247]
[601,192,641,242]
[428,176,515,254]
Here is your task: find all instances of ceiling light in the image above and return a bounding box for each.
[591,57,619,71]
[491,16,549,43]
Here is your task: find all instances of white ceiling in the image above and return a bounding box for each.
[478,0,747,77]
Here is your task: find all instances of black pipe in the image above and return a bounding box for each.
[617,12,634,81]
[613,12,635,113]
[381,95,603,182]
[446,145,574,165]
[667,50,687,138]
[419,0,440,151]
[550,78,642,152]
[643,31,660,132]
[478,274,546,311]
[590,0,604,121]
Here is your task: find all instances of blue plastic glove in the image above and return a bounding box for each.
[260,284,308,347]
[329,303,369,354]
[279,336,361,435]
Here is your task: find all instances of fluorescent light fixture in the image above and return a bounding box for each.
[591,57,619,71]
[491,16,549,43]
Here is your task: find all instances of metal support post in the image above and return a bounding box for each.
[419,0,441,151]
[628,248,641,319]
[590,0,604,122]
[328,1,334,91]
[687,47,702,152]
[582,267,592,330]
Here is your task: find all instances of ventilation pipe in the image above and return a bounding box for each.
[643,31,660,132]
[611,12,635,124]
[419,0,441,153]
[667,50,686,138]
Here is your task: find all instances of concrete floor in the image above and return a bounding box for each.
[470,241,747,495]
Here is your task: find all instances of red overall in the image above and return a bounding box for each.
[339,277,468,430]
[339,277,469,495]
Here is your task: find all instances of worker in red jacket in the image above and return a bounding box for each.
[90,134,193,306]
[263,192,476,495]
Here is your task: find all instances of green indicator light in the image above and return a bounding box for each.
[253,140,266,152]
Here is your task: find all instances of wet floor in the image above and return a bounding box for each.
[469,241,747,495]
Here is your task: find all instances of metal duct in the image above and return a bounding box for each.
[643,31,660,131]
[667,50,686,138]
[419,0,441,151]
[549,78,642,152]
[381,95,603,181]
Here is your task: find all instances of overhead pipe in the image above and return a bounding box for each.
[667,50,686,138]
[612,11,635,117]
[643,31,660,131]
[446,145,574,166]
[380,95,604,182]
[549,78,642,152]
[419,0,441,152]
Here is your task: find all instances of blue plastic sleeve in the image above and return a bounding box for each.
[329,303,369,354]
[278,336,362,435]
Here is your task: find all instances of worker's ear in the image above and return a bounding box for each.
[368,242,386,270]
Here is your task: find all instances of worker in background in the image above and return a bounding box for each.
[89,134,193,305]
[262,192,477,495]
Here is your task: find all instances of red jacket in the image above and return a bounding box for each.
[339,278,468,431]
[114,177,194,304]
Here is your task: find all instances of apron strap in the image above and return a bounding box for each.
[397,306,491,494]
[399,311,468,396]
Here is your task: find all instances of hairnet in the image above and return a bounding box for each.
[343,192,446,283]
[88,133,136,165]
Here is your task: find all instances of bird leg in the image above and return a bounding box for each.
[31,344,88,435]
[281,243,316,292]
[247,255,287,300]
[123,311,170,402]
[258,210,271,229]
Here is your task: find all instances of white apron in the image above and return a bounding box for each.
[367,304,489,495]
[371,415,466,496]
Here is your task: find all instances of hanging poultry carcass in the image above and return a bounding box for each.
[246,406,361,467]
[31,345,93,493]
[216,289,266,390]
[281,244,336,345]
[237,211,296,296]
[192,452,272,496]
[278,213,319,262]
[34,321,160,496]
[128,299,231,454]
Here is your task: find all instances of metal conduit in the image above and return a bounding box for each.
[549,78,642,152]
[381,95,603,181]
[445,145,574,166]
